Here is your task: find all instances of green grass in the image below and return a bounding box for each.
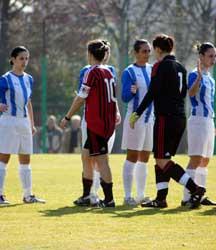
[1,154,216,250]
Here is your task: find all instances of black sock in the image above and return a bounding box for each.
[185,178,197,194]
[82,176,93,197]
[100,179,113,202]
[163,162,198,193]
[155,165,170,201]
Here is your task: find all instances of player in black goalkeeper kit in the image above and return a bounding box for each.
[130,34,205,209]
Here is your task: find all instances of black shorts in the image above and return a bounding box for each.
[84,129,109,156]
[153,115,186,159]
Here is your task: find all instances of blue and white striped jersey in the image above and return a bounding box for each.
[121,63,154,123]
[78,64,117,90]
[0,71,33,118]
[188,68,215,118]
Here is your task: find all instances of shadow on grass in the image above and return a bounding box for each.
[199,207,216,216]
[39,204,194,218]
[0,203,24,208]
[39,204,135,217]
[91,205,192,218]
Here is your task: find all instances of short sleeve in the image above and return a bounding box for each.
[0,76,8,102]
[188,72,198,89]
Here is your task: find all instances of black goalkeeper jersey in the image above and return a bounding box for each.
[136,55,187,117]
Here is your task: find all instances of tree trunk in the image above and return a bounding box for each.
[0,0,10,74]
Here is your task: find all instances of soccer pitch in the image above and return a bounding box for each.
[1,154,216,250]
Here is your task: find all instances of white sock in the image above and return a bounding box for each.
[195,167,208,188]
[0,162,6,196]
[135,161,147,200]
[19,164,32,198]
[123,160,135,199]
[90,169,100,196]
[183,168,196,202]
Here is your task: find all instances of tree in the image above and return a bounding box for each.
[0,0,33,74]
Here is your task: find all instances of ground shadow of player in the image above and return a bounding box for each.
[198,207,216,216]
[0,203,24,208]
[39,204,135,217]
[91,205,198,218]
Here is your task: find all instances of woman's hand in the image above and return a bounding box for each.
[60,117,68,129]
[115,112,121,126]
[129,112,139,129]
[32,126,37,136]
[0,103,8,112]
[131,84,138,94]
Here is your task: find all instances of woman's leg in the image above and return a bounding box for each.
[0,154,10,204]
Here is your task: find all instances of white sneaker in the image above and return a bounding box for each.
[0,195,10,205]
[123,197,137,206]
[23,195,46,204]
[135,196,151,205]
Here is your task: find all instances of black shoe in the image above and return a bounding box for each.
[201,196,216,206]
[141,199,168,208]
[181,200,190,207]
[99,199,115,208]
[73,195,91,206]
[189,187,206,209]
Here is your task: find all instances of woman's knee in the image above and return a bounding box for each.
[0,154,10,164]
[126,149,138,162]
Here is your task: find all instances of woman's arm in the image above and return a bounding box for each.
[188,59,202,97]
[27,100,37,135]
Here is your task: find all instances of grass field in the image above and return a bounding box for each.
[1,154,216,250]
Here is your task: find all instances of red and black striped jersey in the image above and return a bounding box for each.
[83,65,116,138]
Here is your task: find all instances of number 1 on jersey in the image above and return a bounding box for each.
[105,78,116,103]
[178,72,183,93]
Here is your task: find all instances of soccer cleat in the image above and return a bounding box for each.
[99,199,115,208]
[141,199,168,208]
[181,200,190,207]
[200,196,216,206]
[123,197,137,206]
[73,195,91,206]
[135,196,151,205]
[23,195,46,204]
[0,195,10,205]
[188,187,206,209]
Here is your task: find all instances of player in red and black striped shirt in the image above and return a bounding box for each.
[60,40,120,207]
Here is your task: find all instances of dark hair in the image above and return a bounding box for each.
[152,34,174,53]
[87,40,109,61]
[196,42,215,55]
[133,39,150,52]
[10,46,29,65]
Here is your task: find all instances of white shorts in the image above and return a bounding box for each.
[81,117,115,154]
[0,116,33,154]
[187,116,215,158]
[121,115,153,151]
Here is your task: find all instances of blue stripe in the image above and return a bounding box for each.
[190,97,198,116]
[128,68,139,111]
[1,77,8,104]
[141,67,152,122]
[209,77,215,115]
[19,76,28,117]
[200,83,208,117]
[6,75,16,116]
[28,76,33,98]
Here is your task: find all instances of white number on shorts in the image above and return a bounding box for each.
[104,78,116,103]
[178,72,183,93]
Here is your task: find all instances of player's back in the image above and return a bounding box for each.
[84,65,116,138]
[153,55,187,117]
